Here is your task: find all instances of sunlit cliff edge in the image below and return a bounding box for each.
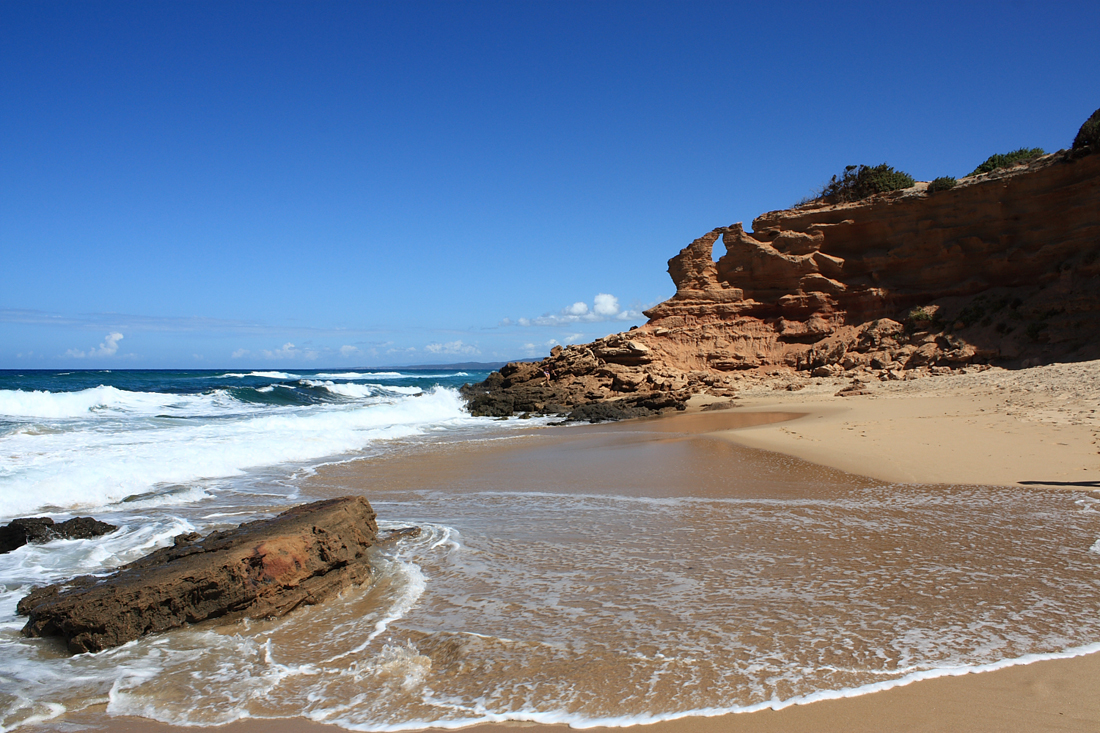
[464,150,1100,419]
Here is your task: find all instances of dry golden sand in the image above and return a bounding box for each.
[717,360,1100,488]
[46,361,1100,733]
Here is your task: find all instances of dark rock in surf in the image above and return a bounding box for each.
[460,358,688,421]
[376,526,421,545]
[0,517,118,554]
[566,393,688,423]
[18,496,377,654]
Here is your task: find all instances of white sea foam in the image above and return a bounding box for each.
[0,517,195,587]
[302,380,374,398]
[223,371,300,379]
[0,388,474,518]
[320,524,437,664]
[313,644,1100,732]
[302,381,425,399]
[347,373,466,380]
[313,372,403,379]
[372,385,424,395]
[0,386,226,419]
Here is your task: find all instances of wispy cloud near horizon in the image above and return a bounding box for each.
[0,308,393,338]
[65,332,124,359]
[503,293,642,327]
[425,340,480,356]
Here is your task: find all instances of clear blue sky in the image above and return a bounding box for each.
[2,0,1097,368]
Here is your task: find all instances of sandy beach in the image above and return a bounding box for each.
[32,361,1100,733]
[718,361,1100,489]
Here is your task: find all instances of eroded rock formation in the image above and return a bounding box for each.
[19,496,377,653]
[465,152,1100,417]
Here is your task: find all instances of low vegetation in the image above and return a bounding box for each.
[1073,107,1100,153]
[794,107,1096,206]
[908,306,935,322]
[820,163,915,203]
[967,148,1045,177]
[905,305,941,332]
[927,176,957,193]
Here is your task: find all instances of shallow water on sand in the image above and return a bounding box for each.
[3,415,1100,730]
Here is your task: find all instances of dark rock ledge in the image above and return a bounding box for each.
[459,355,690,422]
[0,516,118,554]
[18,496,377,654]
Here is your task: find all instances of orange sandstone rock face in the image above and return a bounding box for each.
[465,153,1100,418]
[640,152,1100,374]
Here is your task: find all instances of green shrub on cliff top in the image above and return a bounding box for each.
[928,176,957,193]
[1073,107,1100,153]
[820,163,916,203]
[967,147,1045,177]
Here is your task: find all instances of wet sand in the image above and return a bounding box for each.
[94,647,1100,732]
[38,362,1100,733]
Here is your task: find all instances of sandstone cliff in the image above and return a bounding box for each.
[464,152,1100,418]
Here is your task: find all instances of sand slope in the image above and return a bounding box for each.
[718,361,1100,488]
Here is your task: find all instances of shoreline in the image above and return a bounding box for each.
[97,646,1100,733]
[29,361,1100,733]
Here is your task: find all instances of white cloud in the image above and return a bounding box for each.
[593,293,620,317]
[65,332,124,358]
[509,293,641,327]
[425,340,480,355]
[519,336,563,356]
[262,342,319,361]
[339,345,360,357]
[231,348,250,359]
[522,338,564,357]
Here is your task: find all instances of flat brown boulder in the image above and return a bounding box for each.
[18,496,377,654]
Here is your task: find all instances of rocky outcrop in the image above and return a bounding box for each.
[0,517,117,554]
[460,352,698,419]
[642,152,1100,372]
[464,152,1100,417]
[18,497,377,654]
